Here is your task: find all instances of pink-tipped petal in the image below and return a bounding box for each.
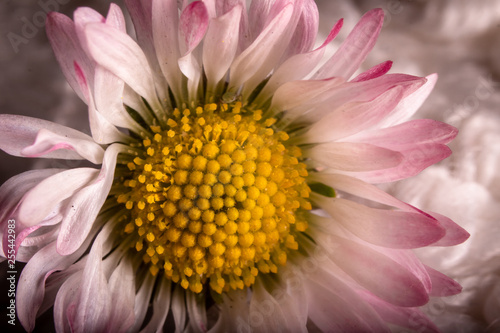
[56,144,124,255]
[179,1,209,55]
[203,5,242,86]
[289,74,426,123]
[425,265,462,297]
[350,119,458,148]
[46,12,94,103]
[321,198,446,249]
[426,212,470,246]
[308,142,404,172]
[305,278,389,332]
[359,291,440,333]
[378,73,438,128]
[342,143,452,183]
[313,9,384,80]
[352,60,393,82]
[73,6,105,58]
[106,3,127,31]
[312,173,421,213]
[328,236,430,307]
[257,19,343,103]
[304,86,404,143]
[0,169,60,227]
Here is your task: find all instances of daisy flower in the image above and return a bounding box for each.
[0,1,469,332]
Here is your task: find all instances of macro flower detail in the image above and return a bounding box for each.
[0,1,469,332]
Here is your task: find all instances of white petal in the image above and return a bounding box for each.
[152,0,184,99]
[128,273,155,332]
[229,3,294,98]
[140,278,172,332]
[73,62,131,144]
[171,285,187,333]
[84,23,161,112]
[202,5,242,87]
[106,258,136,332]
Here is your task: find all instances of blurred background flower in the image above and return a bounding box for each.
[1,0,499,332]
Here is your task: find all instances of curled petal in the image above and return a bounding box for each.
[21,128,105,163]
[57,144,124,255]
[18,168,98,228]
[0,114,98,160]
[17,232,96,332]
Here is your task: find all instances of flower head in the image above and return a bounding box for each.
[0,1,469,332]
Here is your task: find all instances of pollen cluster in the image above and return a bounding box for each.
[116,102,311,293]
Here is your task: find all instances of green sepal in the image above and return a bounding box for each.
[308,182,336,198]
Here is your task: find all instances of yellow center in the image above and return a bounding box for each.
[116,102,311,293]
